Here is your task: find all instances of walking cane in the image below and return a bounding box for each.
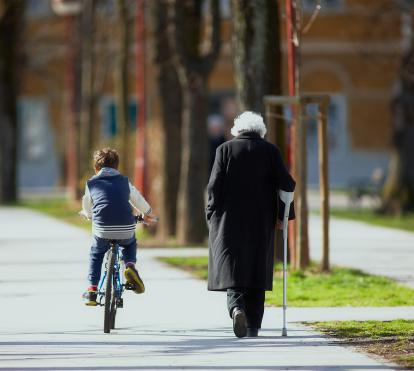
[279,190,294,337]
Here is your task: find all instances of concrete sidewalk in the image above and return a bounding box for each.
[0,208,409,370]
[153,210,414,288]
[309,214,414,287]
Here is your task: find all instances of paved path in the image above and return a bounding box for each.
[155,211,414,288]
[309,214,414,287]
[0,208,410,370]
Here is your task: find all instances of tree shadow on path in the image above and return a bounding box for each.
[0,327,395,371]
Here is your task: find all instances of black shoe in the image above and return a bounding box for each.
[83,290,98,306]
[247,328,259,337]
[232,308,247,338]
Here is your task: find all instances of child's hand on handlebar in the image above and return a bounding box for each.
[78,210,90,220]
[135,213,159,225]
[143,213,159,225]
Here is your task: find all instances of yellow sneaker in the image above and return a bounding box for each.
[124,266,145,294]
[83,289,98,306]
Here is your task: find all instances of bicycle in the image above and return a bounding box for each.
[92,214,158,334]
[97,239,128,333]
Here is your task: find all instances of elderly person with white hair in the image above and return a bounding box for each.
[206,111,295,338]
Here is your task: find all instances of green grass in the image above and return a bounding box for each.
[330,208,414,233]
[18,198,90,230]
[160,257,209,280]
[314,320,414,369]
[159,256,414,307]
[267,265,414,307]
[315,319,414,338]
[17,198,151,240]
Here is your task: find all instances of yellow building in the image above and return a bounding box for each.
[297,0,403,186]
[206,0,403,187]
[19,0,404,197]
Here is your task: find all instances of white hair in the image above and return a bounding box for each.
[231,111,267,138]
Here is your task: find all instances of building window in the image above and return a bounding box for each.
[219,0,231,18]
[306,95,346,154]
[26,0,52,19]
[303,0,344,12]
[100,97,138,138]
[202,0,231,19]
[17,97,59,189]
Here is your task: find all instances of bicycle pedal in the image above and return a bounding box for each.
[125,282,136,290]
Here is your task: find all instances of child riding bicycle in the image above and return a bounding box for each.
[80,147,157,306]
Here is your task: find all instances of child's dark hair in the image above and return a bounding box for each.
[93,148,119,170]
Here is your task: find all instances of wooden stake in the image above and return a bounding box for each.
[263,94,330,272]
[296,102,310,269]
[318,102,330,272]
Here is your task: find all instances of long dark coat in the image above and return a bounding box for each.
[206,132,295,291]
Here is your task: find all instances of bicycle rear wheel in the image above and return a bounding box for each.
[104,247,116,333]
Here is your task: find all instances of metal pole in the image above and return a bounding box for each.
[287,0,309,270]
[134,0,146,195]
[282,216,288,337]
[279,190,294,337]
[285,0,297,267]
[285,0,295,163]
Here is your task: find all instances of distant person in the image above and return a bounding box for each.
[206,111,295,338]
[79,148,157,306]
[208,114,227,172]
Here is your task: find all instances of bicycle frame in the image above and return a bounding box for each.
[97,243,124,306]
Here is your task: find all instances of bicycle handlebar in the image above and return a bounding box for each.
[135,214,159,226]
[78,211,159,226]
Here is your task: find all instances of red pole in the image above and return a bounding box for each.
[285,0,296,166]
[285,0,297,266]
[134,0,146,195]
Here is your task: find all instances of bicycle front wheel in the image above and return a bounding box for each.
[104,247,116,334]
[110,276,117,329]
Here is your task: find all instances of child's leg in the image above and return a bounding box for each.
[119,236,144,294]
[119,236,137,267]
[88,236,110,286]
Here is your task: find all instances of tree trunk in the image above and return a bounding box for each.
[231,0,281,115]
[231,0,286,262]
[158,64,183,238]
[167,0,221,244]
[66,15,83,200]
[0,0,24,204]
[115,0,130,175]
[150,0,183,240]
[382,46,414,213]
[79,0,96,181]
[176,76,209,243]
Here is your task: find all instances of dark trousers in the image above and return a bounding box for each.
[88,235,137,286]
[227,288,265,329]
